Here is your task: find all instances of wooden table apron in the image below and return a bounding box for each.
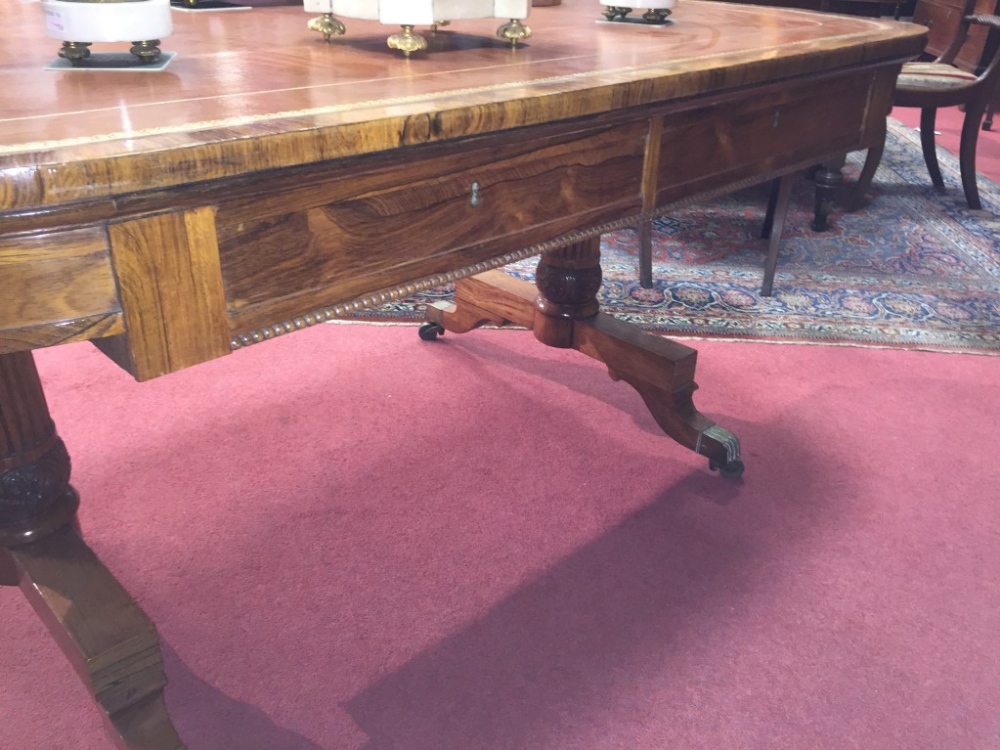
[0,2,924,748]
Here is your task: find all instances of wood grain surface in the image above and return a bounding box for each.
[1,0,923,206]
[0,0,926,374]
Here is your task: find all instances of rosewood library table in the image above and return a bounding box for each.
[0,2,923,747]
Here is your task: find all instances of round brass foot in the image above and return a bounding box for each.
[497,18,531,47]
[130,40,162,64]
[603,6,632,20]
[387,25,427,57]
[308,13,346,42]
[58,41,92,66]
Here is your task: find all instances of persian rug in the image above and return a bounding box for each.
[352,118,1000,353]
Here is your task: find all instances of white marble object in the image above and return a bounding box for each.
[42,0,172,64]
[303,0,532,54]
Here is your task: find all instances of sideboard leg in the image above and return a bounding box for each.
[0,351,186,750]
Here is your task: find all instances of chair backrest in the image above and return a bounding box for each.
[913,0,995,72]
[959,13,1000,92]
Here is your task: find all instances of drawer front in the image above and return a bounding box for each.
[655,71,874,205]
[0,226,123,354]
[217,122,648,333]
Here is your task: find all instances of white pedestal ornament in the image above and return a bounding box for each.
[42,0,173,65]
[303,0,532,55]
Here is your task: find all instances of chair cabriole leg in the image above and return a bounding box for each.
[919,107,945,192]
[959,99,987,210]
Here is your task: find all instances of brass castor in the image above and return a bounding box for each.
[709,458,745,480]
[418,322,445,341]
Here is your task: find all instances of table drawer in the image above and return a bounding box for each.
[0,227,123,354]
[654,71,874,204]
[218,122,648,331]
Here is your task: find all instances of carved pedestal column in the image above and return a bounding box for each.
[0,351,79,550]
[533,237,603,348]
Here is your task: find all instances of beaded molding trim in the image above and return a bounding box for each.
[231,151,843,351]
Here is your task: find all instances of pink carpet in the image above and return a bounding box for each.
[3,324,999,749]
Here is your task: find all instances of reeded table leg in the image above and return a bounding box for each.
[422,237,743,477]
[0,351,185,750]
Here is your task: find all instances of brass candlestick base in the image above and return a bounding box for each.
[387,25,427,56]
[58,41,92,66]
[496,18,531,46]
[307,12,346,42]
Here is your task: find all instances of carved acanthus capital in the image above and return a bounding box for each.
[1,438,72,525]
[0,436,79,546]
[534,261,603,318]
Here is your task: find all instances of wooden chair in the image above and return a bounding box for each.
[638,173,794,297]
[853,3,1000,210]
